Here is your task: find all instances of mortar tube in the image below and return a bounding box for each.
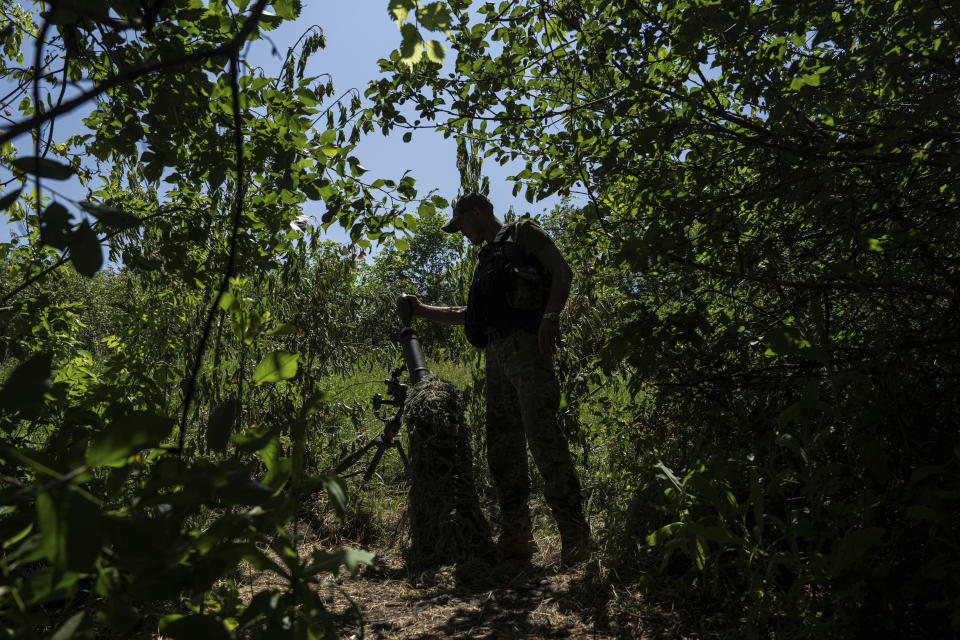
[400,327,430,385]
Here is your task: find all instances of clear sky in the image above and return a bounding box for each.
[0,1,567,249]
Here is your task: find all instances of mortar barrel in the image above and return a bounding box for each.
[400,327,430,384]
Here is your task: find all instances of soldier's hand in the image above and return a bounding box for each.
[538,317,559,356]
[399,294,422,316]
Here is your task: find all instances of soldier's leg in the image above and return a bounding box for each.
[485,337,534,559]
[502,332,591,558]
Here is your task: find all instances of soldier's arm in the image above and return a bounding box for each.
[401,294,467,326]
[536,243,573,317]
[535,243,573,355]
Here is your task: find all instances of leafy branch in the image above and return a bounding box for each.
[0,0,271,146]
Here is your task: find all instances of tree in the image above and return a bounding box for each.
[371,0,960,634]
[0,1,452,636]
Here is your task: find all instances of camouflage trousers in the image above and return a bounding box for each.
[485,329,589,548]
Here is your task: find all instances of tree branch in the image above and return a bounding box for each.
[178,51,248,457]
[0,0,270,146]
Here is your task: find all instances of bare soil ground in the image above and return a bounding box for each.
[325,547,655,640]
[240,508,695,640]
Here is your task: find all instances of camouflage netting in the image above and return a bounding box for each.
[405,375,497,576]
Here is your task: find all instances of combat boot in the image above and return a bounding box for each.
[559,519,593,567]
[498,533,537,565]
[498,514,537,564]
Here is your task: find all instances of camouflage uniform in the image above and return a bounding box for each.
[475,220,590,560]
[485,329,590,557]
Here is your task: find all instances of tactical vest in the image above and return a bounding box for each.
[465,222,551,348]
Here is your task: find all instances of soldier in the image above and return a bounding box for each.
[401,193,592,566]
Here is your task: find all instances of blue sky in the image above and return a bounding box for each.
[1,1,568,248]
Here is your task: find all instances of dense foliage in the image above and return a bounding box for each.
[0,1,433,637]
[2,0,958,638]
[378,0,960,636]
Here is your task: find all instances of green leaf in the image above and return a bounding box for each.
[265,322,298,337]
[763,325,811,357]
[86,412,174,467]
[0,188,22,211]
[306,548,374,577]
[143,161,162,183]
[831,527,885,576]
[51,611,85,640]
[324,475,348,520]
[68,220,103,277]
[231,425,274,453]
[424,39,445,64]
[295,87,318,106]
[399,23,423,67]
[64,494,102,571]
[40,202,72,250]
[237,590,281,627]
[687,522,743,546]
[0,354,52,417]
[790,73,821,90]
[36,490,101,571]
[388,0,417,27]
[417,2,452,33]
[217,290,238,312]
[207,396,238,453]
[252,351,298,385]
[159,615,231,640]
[35,492,64,567]
[11,156,74,180]
[271,0,297,20]
[3,522,34,549]
[258,436,291,489]
[654,461,685,493]
[79,201,139,229]
[647,522,683,547]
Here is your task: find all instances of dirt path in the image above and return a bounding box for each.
[240,505,693,639]
[331,551,614,639]
[282,540,682,640]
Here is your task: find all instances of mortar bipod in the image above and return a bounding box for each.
[330,366,409,485]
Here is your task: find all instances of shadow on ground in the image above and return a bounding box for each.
[328,552,653,640]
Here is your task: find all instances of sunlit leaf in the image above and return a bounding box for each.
[388,0,417,27]
[86,412,174,467]
[271,0,297,20]
[417,2,452,34]
[252,351,298,385]
[399,23,423,67]
[424,39,445,64]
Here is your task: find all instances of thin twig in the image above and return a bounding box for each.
[178,51,248,458]
[33,16,52,230]
[0,210,168,305]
